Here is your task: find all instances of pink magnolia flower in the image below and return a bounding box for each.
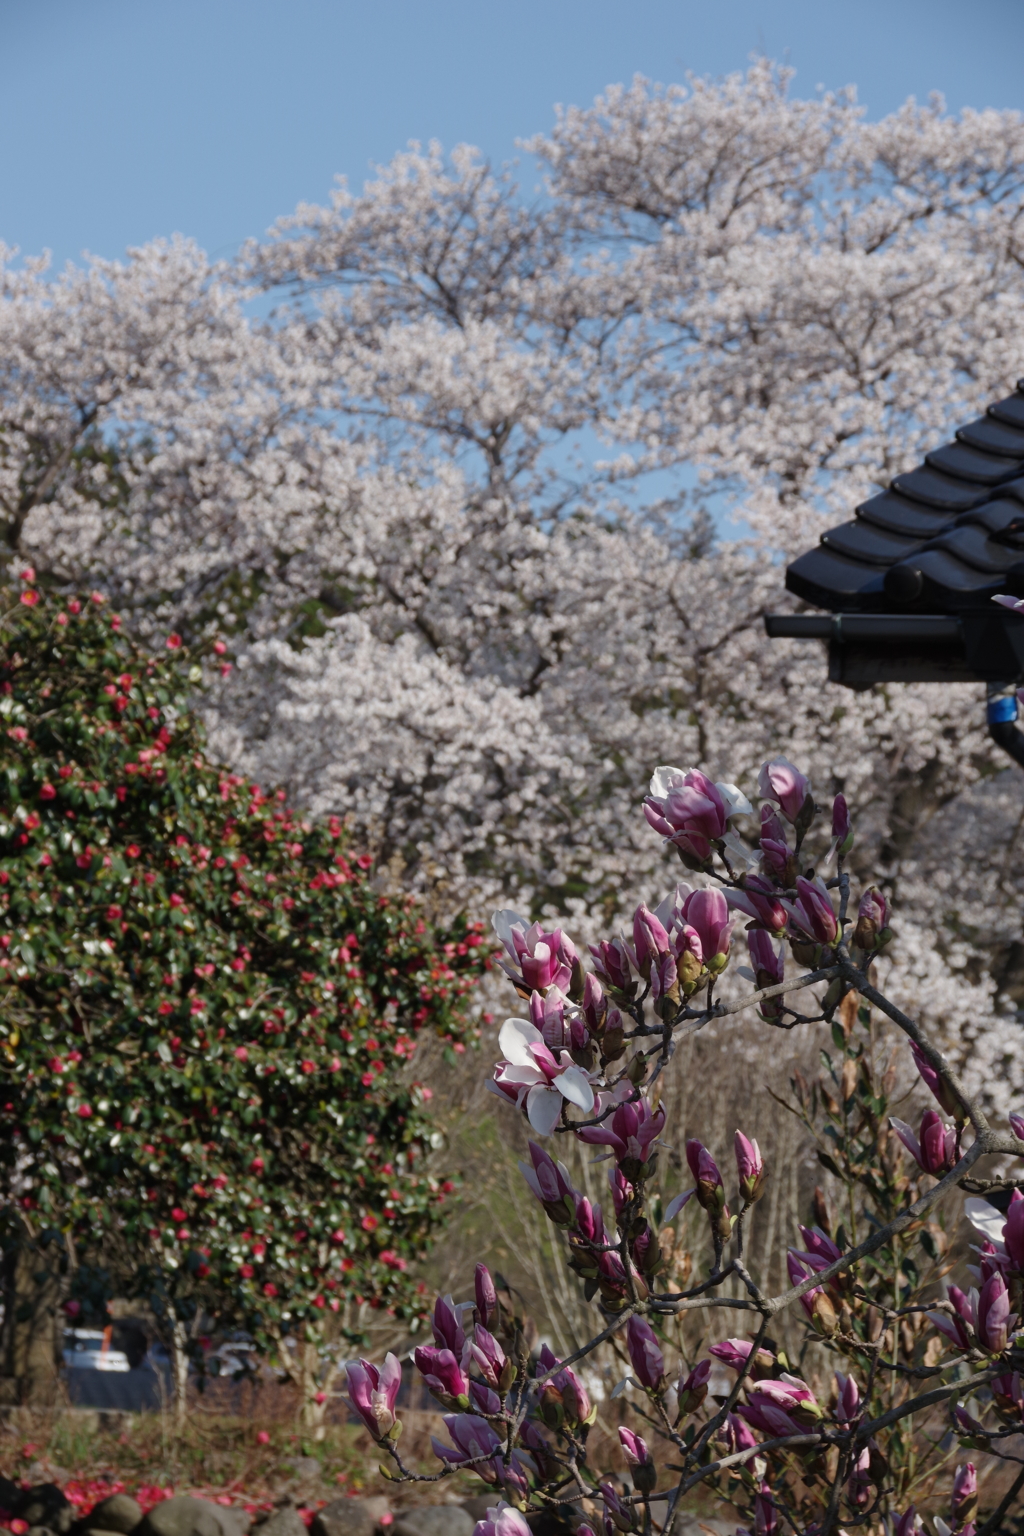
[787,1251,826,1321]
[928,1285,976,1351]
[345,1353,401,1439]
[471,1503,532,1536]
[626,1315,665,1391]
[576,1093,665,1169]
[491,911,576,994]
[757,758,810,824]
[414,1346,469,1404]
[727,875,788,934]
[537,1344,592,1424]
[708,1338,775,1375]
[783,877,838,947]
[431,1413,503,1477]
[489,1015,595,1134]
[890,1110,957,1176]
[895,1509,921,1536]
[720,1412,760,1454]
[643,765,752,863]
[681,887,732,962]
[463,1325,507,1389]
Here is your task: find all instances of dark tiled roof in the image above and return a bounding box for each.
[787,382,1024,615]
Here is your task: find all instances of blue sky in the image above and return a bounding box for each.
[1,0,1023,269]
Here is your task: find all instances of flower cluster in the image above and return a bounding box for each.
[0,589,487,1413]
[351,755,1024,1536]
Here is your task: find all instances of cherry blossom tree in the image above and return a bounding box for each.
[2,61,1024,1120]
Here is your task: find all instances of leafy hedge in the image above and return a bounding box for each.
[0,579,486,1377]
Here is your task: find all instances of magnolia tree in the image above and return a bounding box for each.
[346,760,1024,1535]
[0,579,486,1418]
[3,63,1024,1108]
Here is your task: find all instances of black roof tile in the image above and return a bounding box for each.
[989,393,1024,429]
[855,491,955,537]
[890,465,992,511]
[784,385,1024,616]
[821,520,924,566]
[926,440,1024,484]
[957,416,1024,455]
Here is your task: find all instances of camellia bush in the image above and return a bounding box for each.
[345,749,1024,1534]
[0,575,487,1419]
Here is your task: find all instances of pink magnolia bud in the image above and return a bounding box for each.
[754,1483,777,1536]
[951,1463,978,1522]
[582,972,607,1036]
[681,887,732,965]
[618,1426,651,1467]
[589,937,635,997]
[1005,1191,1024,1273]
[910,1042,960,1119]
[475,1264,499,1330]
[831,793,851,847]
[632,903,671,978]
[609,1167,633,1218]
[1010,1111,1024,1142]
[853,886,889,951]
[721,1411,759,1454]
[834,1371,860,1422]
[894,1509,921,1536]
[727,875,788,933]
[519,1140,576,1221]
[686,1138,726,1213]
[786,877,838,947]
[432,1294,467,1356]
[676,1357,711,1416]
[977,1273,1015,1354]
[643,766,748,865]
[574,1191,605,1244]
[758,757,811,825]
[734,1131,766,1202]
[991,1369,1024,1420]
[626,1314,665,1392]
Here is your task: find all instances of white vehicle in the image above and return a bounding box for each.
[63,1327,131,1373]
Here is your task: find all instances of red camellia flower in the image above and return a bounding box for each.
[171,1207,187,1221]
[360,1214,379,1232]
[234,1046,248,1062]
[19,590,39,607]
[195,1263,209,1279]
[23,812,40,832]
[165,633,183,650]
[262,1282,277,1297]
[106,905,123,921]
[300,1060,315,1074]
[47,1058,64,1074]
[55,613,68,626]
[250,1156,264,1173]
[20,567,35,582]
[380,1250,407,1271]
[213,640,227,655]
[157,1002,173,1016]
[67,599,81,614]
[77,1104,93,1118]
[39,783,56,800]
[239,1263,255,1278]
[126,844,140,857]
